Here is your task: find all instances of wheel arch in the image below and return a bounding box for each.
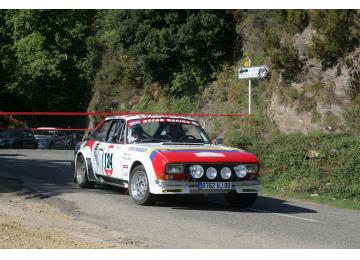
[74,152,84,183]
[129,161,144,177]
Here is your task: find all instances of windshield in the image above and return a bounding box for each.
[35,130,55,136]
[126,118,211,144]
[0,131,21,138]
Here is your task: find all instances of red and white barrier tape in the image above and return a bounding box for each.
[0,111,253,117]
[0,111,253,131]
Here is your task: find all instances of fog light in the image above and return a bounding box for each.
[220,167,231,179]
[206,167,217,180]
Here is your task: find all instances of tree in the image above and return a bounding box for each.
[92,10,236,96]
[4,10,96,112]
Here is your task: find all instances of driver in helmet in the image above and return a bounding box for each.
[168,124,185,142]
[128,124,144,143]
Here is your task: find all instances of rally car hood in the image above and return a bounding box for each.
[134,143,259,164]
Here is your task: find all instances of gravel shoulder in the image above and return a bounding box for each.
[0,179,140,249]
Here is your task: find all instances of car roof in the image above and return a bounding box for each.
[105,114,197,122]
[34,127,58,130]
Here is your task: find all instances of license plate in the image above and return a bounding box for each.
[198,182,232,190]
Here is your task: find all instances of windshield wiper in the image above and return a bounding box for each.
[134,138,169,143]
[162,142,205,145]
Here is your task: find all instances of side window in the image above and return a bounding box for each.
[117,121,126,144]
[108,120,125,144]
[57,131,65,136]
[106,121,119,143]
[92,120,112,141]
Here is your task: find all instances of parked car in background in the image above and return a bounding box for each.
[34,127,69,149]
[0,128,38,149]
[66,131,85,150]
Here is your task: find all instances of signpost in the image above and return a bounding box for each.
[238,58,269,116]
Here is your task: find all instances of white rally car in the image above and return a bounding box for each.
[74,114,261,206]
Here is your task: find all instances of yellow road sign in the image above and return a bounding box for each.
[244,59,251,67]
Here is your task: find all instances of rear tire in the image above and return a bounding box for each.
[225,192,258,208]
[75,155,95,188]
[129,165,156,205]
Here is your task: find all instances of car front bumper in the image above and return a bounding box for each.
[154,179,261,194]
[37,142,50,149]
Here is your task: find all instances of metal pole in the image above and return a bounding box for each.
[248,79,251,115]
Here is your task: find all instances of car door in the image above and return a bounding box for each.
[21,131,32,148]
[54,130,66,149]
[91,120,113,176]
[103,120,126,180]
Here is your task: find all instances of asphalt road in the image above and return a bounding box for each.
[1,149,360,248]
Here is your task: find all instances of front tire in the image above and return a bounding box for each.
[75,155,95,188]
[225,192,258,208]
[129,165,156,205]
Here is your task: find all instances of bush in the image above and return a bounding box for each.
[226,131,360,206]
[264,29,302,82]
[309,10,359,68]
[286,10,309,34]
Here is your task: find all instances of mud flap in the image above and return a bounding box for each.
[86,158,97,182]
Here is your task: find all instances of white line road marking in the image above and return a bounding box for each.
[250,208,327,224]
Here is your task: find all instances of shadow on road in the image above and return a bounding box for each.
[0,153,76,198]
[0,153,127,199]
[154,194,317,214]
[0,151,316,215]
[0,153,26,157]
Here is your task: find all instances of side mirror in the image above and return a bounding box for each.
[214,137,223,145]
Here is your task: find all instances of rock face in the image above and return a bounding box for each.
[267,27,358,134]
[268,91,323,133]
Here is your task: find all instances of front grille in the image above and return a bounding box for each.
[185,163,255,182]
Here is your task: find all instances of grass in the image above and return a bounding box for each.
[262,188,360,210]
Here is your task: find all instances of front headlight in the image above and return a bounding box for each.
[234,164,247,178]
[166,164,183,174]
[246,164,259,174]
[190,165,204,179]
[206,167,217,180]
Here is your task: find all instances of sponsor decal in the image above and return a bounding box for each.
[162,189,183,193]
[141,118,165,124]
[129,118,198,126]
[128,120,141,127]
[194,152,225,158]
[93,142,101,169]
[103,145,115,176]
[164,118,193,125]
[128,147,148,153]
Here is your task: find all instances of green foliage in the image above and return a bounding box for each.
[1,10,96,113]
[224,125,255,150]
[241,133,360,205]
[92,10,236,97]
[309,10,359,68]
[343,98,360,134]
[286,10,309,34]
[0,10,18,109]
[263,28,302,82]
